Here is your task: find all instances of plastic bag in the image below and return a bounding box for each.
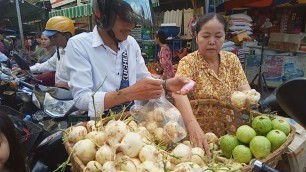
[130,92,187,143]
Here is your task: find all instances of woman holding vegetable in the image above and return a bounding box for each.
[173,13,251,155]
[0,112,27,172]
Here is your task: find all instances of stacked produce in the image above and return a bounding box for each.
[62,90,293,172]
[220,115,291,164]
[63,113,248,172]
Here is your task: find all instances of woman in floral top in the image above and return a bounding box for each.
[172,13,251,156]
[155,31,175,79]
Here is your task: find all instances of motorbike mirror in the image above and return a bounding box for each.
[35,85,73,100]
[11,51,30,71]
[276,77,306,128]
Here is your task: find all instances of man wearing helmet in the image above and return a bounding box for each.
[14,16,74,88]
[63,0,210,155]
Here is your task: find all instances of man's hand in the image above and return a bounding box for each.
[166,76,196,95]
[11,67,27,77]
[126,78,163,101]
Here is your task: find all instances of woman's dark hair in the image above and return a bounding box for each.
[155,31,167,44]
[0,112,27,172]
[195,13,227,34]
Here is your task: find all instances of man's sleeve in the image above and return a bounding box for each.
[30,51,57,73]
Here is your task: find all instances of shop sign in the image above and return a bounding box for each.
[50,0,76,8]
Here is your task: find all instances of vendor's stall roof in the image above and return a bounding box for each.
[221,0,297,11]
[0,0,45,23]
[49,4,92,18]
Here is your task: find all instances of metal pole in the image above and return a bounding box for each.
[15,0,25,52]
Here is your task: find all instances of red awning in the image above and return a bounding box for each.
[224,0,274,10]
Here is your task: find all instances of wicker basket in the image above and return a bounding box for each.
[190,99,296,171]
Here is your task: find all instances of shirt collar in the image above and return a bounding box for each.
[92,26,105,48]
[91,25,129,50]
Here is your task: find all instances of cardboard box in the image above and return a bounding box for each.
[233,30,248,43]
[268,33,306,52]
[276,117,306,172]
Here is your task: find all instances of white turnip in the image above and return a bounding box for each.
[116,132,143,157]
[85,161,102,172]
[105,120,128,148]
[73,139,96,165]
[95,144,114,165]
[139,144,159,163]
[67,126,88,143]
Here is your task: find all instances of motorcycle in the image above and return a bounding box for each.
[0,51,88,171]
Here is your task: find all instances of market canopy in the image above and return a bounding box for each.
[0,0,45,23]
[218,0,301,11]
[49,3,92,18]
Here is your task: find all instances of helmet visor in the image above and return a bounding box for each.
[115,0,153,26]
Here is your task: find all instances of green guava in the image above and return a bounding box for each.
[250,136,271,158]
[266,129,287,151]
[232,145,253,163]
[220,134,240,158]
[236,125,256,144]
[252,115,272,136]
[272,118,291,136]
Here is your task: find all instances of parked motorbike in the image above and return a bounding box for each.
[0,51,88,171]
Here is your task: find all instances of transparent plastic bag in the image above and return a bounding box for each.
[130,92,187,143]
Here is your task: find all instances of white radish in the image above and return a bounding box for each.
[153,107,165,122]
[139,144,159,163]
[102,161,116,172]
[173,162,202,172]
[145,121,158,133]
[116,132,143,157]
[127,120,138,131]
[205,132,219,144]
[73,139,96,165]
[67,126,87,143]
[153,127,164,142]
[145,111,155,122]
[116,156,137,172]
[164,121,179,141]
[165,108,181,121]
[131,158,142,167]
[93,131,106,147]
[191,147,206,166]
[96,144,114,165]
[138,161,162,172]
[86,131,99,140]
[137,126,152,139]
[245,89,261,105]
[86,120,96,132]
[170,143,191,164]
[105,120,128,148]
[85,161,102,172]
[231,91,247,108]
[178,127,187,139]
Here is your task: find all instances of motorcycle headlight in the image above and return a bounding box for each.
[43,93,74,118]
[32,93,41,109]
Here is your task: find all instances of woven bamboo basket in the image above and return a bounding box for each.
[189,99,296,171]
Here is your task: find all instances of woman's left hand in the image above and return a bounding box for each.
[166,76,196,95]
[187,121,211,157]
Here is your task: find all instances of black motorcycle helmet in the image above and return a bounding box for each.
[92,0,153,39]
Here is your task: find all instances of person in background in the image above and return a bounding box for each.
[173,13,251,153]
[13,16,74,88]
[37,34,56,63]
[0,112,27,172]
[33,32,43,60]
[0,34,6,54]
[155,31,175,79]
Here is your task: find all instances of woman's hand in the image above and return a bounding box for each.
[166,76,195,95]
[187,120,211,157]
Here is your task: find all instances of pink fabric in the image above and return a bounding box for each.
[158,44,174,79]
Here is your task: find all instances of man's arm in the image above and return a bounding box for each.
[30,50,57,73]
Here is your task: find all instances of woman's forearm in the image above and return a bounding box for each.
[172,94,198,127]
